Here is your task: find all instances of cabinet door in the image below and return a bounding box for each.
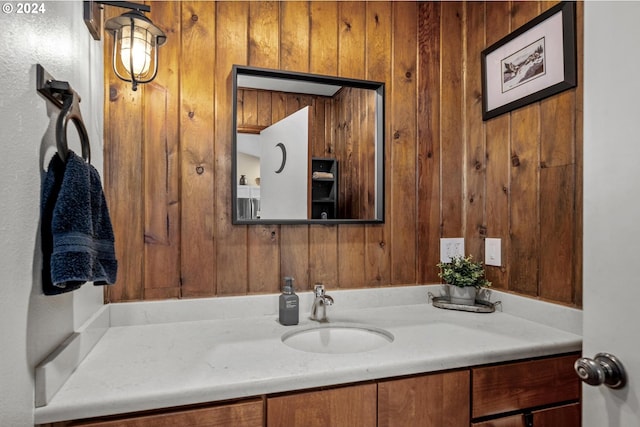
[267,384,376,427]
[378,370,470,427]
[47,400,264,427]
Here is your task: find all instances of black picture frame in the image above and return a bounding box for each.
[481,1,576,121]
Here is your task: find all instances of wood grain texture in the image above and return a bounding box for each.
[47,400,263,427]
[390,1,418,284]
[179,1,216,297]
[507,0,542,297]
[214,1,249,295]
[103,4,144,302]
[267,384,377,427]
[104,1,583,307]
[507,1,542,297]
[532,402,580,427]
[417,2,441,284]
[483,1,511,290]
[539,165,575,303]
[378,370,470,427]
[364,1,392,287]
[143,2,181,299]
[279,1,311,289]
[440,1,464,239]
[335,2,367,288]
[464,2,487,260]
[307,4,339,289]
[143,83,180,299]
[472,354,580,419]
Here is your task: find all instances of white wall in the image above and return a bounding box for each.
[583,1,640,425]
[0,2,104,425]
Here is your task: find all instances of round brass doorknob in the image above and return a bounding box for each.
[574,353,626,389]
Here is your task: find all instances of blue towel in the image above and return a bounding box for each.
[41,151,117,294]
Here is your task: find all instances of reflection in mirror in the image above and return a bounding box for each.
[232,65,384,224]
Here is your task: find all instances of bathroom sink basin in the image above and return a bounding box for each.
[281,323,394,354]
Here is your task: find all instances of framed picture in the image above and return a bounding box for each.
[481,1,576,121]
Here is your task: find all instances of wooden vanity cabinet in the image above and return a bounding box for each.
[378,370,470,427]
[471,354,581,427]
[40,354,581,427]
[40,399,263,427]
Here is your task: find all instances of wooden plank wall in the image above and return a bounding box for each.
[103,1,582,307]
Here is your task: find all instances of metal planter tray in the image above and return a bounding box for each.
[428,292,501,313]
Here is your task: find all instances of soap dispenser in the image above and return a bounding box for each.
[279,277,299,326]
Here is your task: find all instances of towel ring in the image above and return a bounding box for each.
[36,64,91,163]
[56,89,91,163]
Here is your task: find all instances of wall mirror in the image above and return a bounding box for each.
[232,65,385,225]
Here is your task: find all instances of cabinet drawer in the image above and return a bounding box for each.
[472,354,580,418]
[471,402,580,427]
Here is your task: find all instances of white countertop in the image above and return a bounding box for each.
[34,285,582,424]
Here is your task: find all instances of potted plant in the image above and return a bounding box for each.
[437,255,491,305]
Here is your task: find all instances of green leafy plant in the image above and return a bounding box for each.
[437,255,491,288]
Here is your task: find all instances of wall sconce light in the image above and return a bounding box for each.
[84,1,167,91]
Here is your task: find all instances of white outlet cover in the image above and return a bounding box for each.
[440,238,464,263]
[485,238,502,266]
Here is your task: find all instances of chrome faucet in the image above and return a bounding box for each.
[310,284,334,322]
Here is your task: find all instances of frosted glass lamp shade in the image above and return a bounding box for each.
[105,10,166,91]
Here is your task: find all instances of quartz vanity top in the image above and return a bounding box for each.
[34,285,582,424]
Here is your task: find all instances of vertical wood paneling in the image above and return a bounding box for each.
[464,2,487,260]
[104,1,583,308]
[180,1,216,297]
[508,1,541,296]
[365,1,392,287]
[104,5,144,302]
[215,1,249,295]
[539,79,576,302]
[417,2,441,284]
[390,1,418,285]
[440,2,464,238]
[539,166,575,303]
[143,1,181,300]
[309,0,339,290]
[247,1,280,294]
[143,84,180,299]
[510,103,541,297]
[337,1,367,288]
[279,1,310,288]
[280,1,310,73]
[483,1,511,290]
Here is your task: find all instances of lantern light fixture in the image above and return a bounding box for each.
[85,1,167,91]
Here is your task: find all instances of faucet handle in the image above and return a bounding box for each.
[314,283,325,296]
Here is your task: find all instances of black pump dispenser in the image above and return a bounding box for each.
[279,277,299,325]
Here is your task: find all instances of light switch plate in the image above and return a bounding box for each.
[485,238,502,266]
[440,238,464,263]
